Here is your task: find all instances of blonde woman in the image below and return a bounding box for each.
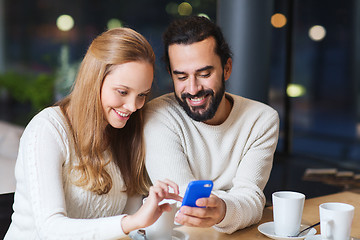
[5,28,181,240]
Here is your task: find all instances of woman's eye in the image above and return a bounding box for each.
[118,90,127,96]
[138,93,148,97]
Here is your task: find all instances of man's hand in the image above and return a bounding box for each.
[175,194,226,227]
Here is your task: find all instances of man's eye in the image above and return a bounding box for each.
[177,76,187,80]
[199,73,211,78]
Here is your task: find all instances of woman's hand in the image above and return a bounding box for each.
[121,179,182,234]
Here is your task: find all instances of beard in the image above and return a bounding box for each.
[175,77,225,122]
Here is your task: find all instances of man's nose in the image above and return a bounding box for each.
[187,76,201,96]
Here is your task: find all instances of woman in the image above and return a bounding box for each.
[5,27,181,239]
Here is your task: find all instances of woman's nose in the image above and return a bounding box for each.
[124,98,138,112]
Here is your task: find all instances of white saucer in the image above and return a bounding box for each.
[304,234,321,240]
[129,229,189,240]
[305,235,358,240]
[258,222,317,240]
[172,229,189,240]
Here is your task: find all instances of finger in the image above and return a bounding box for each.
[161,178,180,195]
[153,180,182,200]
[154,180,171,193]
[159,203,172,212]
[153,180,175,198]
[195,196,226,224]
[196,194,218,207]
[147,186,163,203]
[166,192,183,202]
[175,211,213,228]
[151,185,168,199]
[179,206,209,218]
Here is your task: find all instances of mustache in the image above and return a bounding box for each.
[181,89,214,100]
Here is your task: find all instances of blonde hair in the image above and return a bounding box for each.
[58,28,155,195]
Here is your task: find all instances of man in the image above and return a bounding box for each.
[144,16,279,234]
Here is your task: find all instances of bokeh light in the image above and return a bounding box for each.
[166,2,179,15]
[271,13,287,28]
[287,84,306,97]
[178,2,192,16]
[309,25,326,41]
[197,13,210,19]
[56,15,74,32]
[107,18,123,29]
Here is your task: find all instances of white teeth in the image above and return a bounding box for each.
[115,109,130,117]
[190,96,205,102]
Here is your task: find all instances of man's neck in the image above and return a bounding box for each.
[204,93,233,125]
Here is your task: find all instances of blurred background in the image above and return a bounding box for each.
[1,0,360,237]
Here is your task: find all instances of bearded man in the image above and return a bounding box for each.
[144,16,279,234]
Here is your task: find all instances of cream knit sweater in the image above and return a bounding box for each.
[144,93,279,234]
[5,107,141,240]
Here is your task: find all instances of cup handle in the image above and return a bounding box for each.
[173,210,182,228]
[323,219,331,239]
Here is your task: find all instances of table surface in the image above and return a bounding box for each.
[175,191,360,240]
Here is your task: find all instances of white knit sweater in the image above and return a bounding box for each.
[5,107,142,240]
[144,93,279,234]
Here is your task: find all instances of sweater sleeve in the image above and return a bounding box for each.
[16,114,128,239]
[213,111,280,233]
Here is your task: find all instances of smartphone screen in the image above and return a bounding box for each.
[181,180,213,207]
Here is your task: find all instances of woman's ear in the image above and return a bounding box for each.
[224,58,232,81]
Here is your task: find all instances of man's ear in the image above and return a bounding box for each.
[224,58,232,81]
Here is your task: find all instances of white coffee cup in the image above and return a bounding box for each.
[319,202,354,240]
[272,191,305,237]
[144,199,178,240]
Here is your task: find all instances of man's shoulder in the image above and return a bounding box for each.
[144,93,190,129]
[145,93,181,113]
[228,93,279,123]
[230,94,277,113]
[147,93,175,105]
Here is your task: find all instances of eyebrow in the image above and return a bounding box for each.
[172,65,214,75]
[142,88,152,94]
[117,85,151,93]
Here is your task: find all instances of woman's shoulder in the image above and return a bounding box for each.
[30,105,64,122]
[35,106,64,120]
[22,106,69,140]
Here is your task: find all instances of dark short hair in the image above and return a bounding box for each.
[163,16,232,71]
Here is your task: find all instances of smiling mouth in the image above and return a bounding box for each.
[114,109,130,118]
[187,95,208,107]
[181,89,214,109]
[190,95,205,102]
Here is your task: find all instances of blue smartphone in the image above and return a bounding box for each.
[181,180,213,207]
